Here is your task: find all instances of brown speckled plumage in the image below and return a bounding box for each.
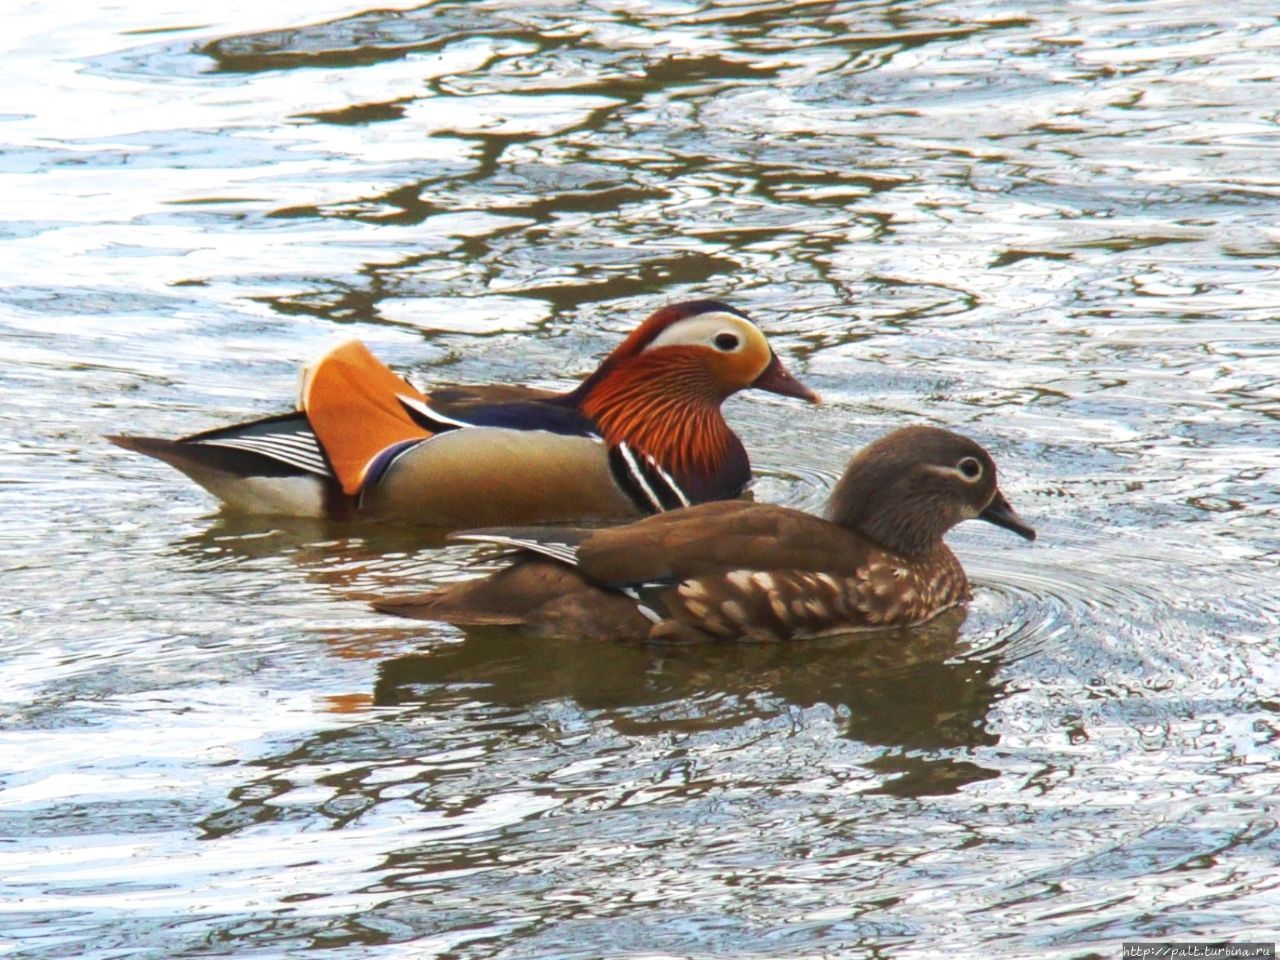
[376,426,1036,641]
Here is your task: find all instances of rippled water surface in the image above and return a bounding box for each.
[3,1,1279,956]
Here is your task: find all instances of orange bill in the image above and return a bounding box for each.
[298,339,432,495]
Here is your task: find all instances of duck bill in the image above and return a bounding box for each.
[751,353,821,405]
[979,490,1036,541]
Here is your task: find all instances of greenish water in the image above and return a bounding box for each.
[1,1,1277,956]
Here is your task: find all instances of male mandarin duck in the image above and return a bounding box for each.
[109,300,819,526]
[374,426,1037,642]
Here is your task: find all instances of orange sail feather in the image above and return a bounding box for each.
[297,340,431,495]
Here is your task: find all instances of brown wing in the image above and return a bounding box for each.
[298,339,432,495]
[574,502,865,586]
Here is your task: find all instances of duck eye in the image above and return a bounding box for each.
[958,457,982,480]
[713,332,740,351]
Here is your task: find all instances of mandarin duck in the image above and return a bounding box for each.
[374,426,1036,642]
[109,300,818,526]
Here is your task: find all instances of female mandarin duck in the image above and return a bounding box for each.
[110,300,819,526]
[375,426,1037,642]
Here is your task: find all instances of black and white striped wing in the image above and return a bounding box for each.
[449,527,589,565]
[182,413,334,479]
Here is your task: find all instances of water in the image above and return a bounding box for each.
[2,0,1278,955]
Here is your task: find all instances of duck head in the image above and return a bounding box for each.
[826,425,1036,557]
[572,300,820,408]
[568,300,819,482]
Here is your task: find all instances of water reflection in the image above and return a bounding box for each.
[194,606,1002,857]
[173,514,453,563]
[378,608,1002,794]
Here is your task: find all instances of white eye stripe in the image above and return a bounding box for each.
[643,312,760,351]
[922,462,984,482]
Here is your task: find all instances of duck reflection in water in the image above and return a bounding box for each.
[373,606,1005,798]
